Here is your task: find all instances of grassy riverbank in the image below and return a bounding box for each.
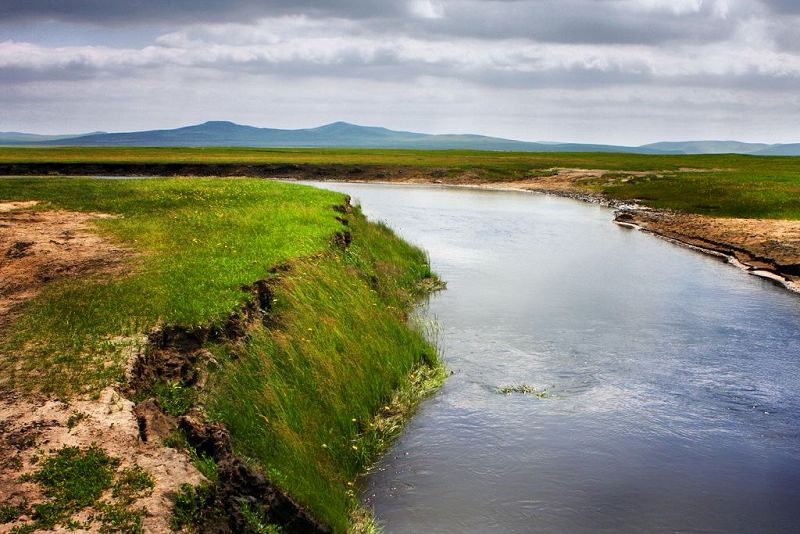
[1,147,798,219]
[0,176,443,532]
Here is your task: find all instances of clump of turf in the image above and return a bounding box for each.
[497,384,548,397]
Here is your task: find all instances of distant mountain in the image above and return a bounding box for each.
[0,131,105,143]
[22,121,664,153]
[2,121,797,155]
[640,141,772,155]
[752,144,800,156]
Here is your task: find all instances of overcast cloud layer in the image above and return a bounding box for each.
[1,0,799,144]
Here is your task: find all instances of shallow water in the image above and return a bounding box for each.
[310,182,800,533]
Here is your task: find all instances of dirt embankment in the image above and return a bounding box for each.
[615,210,800,290]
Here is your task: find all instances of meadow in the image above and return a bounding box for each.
[1,147,799,219]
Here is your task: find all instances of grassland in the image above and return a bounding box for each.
[0,176,443,532]
[0,177,345,393]
[1,147,798,219]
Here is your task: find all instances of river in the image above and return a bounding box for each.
[310,182,800,533]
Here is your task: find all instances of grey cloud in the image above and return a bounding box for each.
[760,0,800,13]
[1,0,799,143]
[398,1,737,45]
[0,0,749,47]
[0,0,402,25]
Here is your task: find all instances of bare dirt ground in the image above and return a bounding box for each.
[615,210,800,287]
[0,202,129,330]
[0,202,203,532]
[0,387,206,533]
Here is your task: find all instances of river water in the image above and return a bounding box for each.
[311,182,800,533]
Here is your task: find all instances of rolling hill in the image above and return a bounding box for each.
[1,121,798,155]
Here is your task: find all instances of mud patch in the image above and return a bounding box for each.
[0,387,205,533]
[0,201,130,330]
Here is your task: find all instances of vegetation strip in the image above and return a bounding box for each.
[0,177,445,532]
[5,147,794,288]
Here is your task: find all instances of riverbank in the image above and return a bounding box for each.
[306,167,800,293]
[309,180,800,533]
[0,177,444,532]
[396,174,800,293]
[1,147,797,291]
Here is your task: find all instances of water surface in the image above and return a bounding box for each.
[312,183,800,533]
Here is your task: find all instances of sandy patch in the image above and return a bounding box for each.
[0,387,205,533]
[0,201,39,213]
[616,210,800,285]
[0,201,130,330]
[493,167,657,193]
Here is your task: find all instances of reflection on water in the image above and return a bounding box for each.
[310,182,800,533]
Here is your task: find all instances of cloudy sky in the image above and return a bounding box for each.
[1,0,799,144]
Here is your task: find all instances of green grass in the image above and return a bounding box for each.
[1,147,798,219]
[590,169,800,219]
[13,446,152,532]
[1,175,444,531]
[205,209,443,532]
[0,503,26,524]
[148,381,196,417]
[497,384,548,397]
[112,466,155,503]
[0,177,344,395]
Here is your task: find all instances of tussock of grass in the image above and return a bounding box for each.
[65,411,87,429]
[27,446,118,527]
[497,384,548,397]
[0,503,26,524]
[149,381,196,417]
[13,446,153,533]
[112,465,155,503]
[170,483,216,532]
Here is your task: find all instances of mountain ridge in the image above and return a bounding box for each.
[2,121,798,155]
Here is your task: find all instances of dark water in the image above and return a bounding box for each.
[311,182,800,533]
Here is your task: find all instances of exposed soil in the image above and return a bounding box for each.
[0,202,129,330]
[0,197,344,532]
[615,209,800,290]
[0,387,206,533]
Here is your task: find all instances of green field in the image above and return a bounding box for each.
[1,147,799,219]
[0,176,443,532]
